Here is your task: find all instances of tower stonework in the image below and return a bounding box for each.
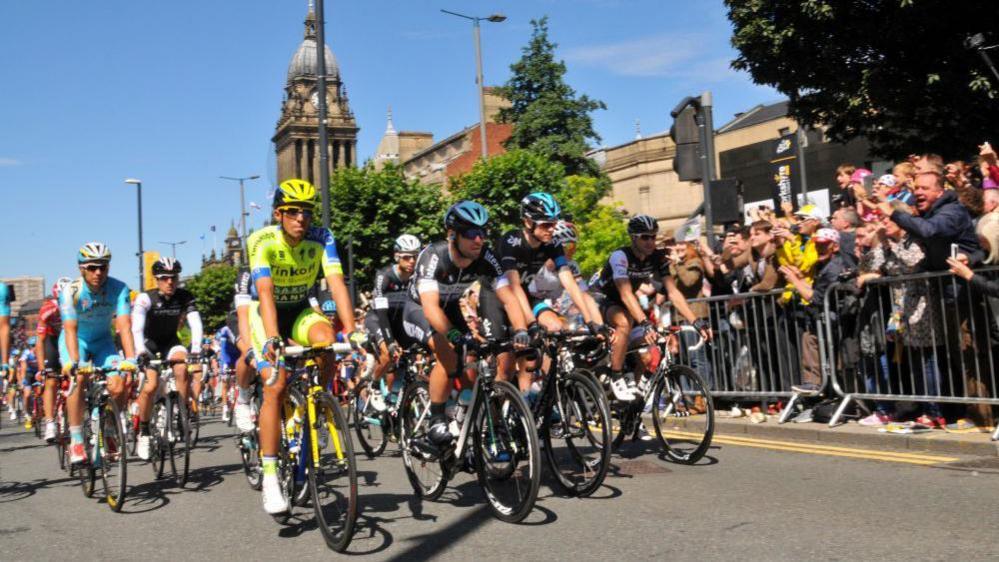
[273,5,359,184]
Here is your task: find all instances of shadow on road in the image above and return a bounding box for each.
[0,477,76,504]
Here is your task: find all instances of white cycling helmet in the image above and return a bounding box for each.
[78,242,111,264]
[552,220,577,245]
[394,234,421,254]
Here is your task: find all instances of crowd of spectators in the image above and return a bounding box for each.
[658,143,999,431]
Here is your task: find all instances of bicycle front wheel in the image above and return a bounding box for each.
[171,396,192,486]
[542,372,611,497]
[473,380,541,523]
[56,399,68,471]
[79,416,96,497]
[150,399,168,479]
[399,381,446,500]
[352,385,387,458]
[99,401,128,512]
[652,365,714,464]
[308,392,358,552]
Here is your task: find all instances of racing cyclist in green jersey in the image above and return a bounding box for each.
[248,179,365,515]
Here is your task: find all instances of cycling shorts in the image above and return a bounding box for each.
[144,338,187,361]
[248,301,330,370]
[57,333,123,376]
[401,286,509,349]
[363,312,406,350]
[42,337,61,374]
[218,342,239,369]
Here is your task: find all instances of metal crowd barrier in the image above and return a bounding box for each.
[820,268,999,439]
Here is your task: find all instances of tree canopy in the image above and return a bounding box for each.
[726,1,999,159]
[186,264,237,331]
[497,16,606,176]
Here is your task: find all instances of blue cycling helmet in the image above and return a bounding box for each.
[521,192,561,222]
[444,200,489,231]
[321,299,337,314]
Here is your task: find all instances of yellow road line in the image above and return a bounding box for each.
[660,430,959,466]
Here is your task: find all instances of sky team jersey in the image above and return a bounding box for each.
[590,247,670,303]
[372,265,409,311]
[233,267,255,308]
[248,225,343,308]
[495,229,569,295]
[409,240,507,307]
[0,282,12,316]
[59,277,131,342]
[36,298,62,337]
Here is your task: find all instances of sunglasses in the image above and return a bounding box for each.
[281,207,315,220]
[635,234,657,241]
[397,254,417,261]
[155,275,178,281]
[83,264,108,272]
[534,221,557,230]
[458,228,488,240]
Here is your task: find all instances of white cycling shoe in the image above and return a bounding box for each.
[235,402,255,432]
[44,421,57,442]
[137,435,151,460]
[609,377,636,402]
[262,475,289,514]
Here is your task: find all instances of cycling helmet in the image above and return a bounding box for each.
[393,234,421,254]
[321,299,337,315]
[272,178,318,210]
[627,214,659,236]
[444,200,489,231]
[552,220,577,245]
[152,257,182,276]
[52,276,72,299]
[520,192,562,222]
[78,242,111,264]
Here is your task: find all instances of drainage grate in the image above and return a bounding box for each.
[613,459,672,476]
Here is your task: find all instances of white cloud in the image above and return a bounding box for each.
[565,34,741,81]
[0,157,21,167]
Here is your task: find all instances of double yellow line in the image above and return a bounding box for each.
[661,430,959,466]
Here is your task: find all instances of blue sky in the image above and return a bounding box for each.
[0,0,778,289]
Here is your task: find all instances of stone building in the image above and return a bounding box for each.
[200,223,244,268]
[0,276,45,317]
[273,3,359,184]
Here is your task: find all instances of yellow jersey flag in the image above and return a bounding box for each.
[143,251,161,290]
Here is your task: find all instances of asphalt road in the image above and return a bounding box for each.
[2,415,998,561]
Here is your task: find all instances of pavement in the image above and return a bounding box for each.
[2,413,999,561]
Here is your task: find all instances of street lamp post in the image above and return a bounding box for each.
[219,175,260,265]
[124,178,144,288]
[441,9,506,159]
[159,240,187,259]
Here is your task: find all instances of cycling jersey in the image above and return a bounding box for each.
[58,277,130,371]
[234,267,255,308]
[248,225,343,308]
[0,282,13,317]
[495,229,569,296]
[590,247,670,306]
[36,298,62,337]
[19,351,37,385]
[132,288,202,356]
[216,325,238,368]
[408,241,507,306]
[367,264,410,345]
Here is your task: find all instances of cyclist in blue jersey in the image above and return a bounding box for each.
[0,282,13,395]
[60,242,138,464]
[215,324,238,421]
[18,337,39,430]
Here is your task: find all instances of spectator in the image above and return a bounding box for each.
[773,204,824,305]
[747,221,780,292]
[830,207,859,266]
[669,237,713,387]
[781,228,849,393]
[948,256,999,298]
[912,153,945,176]
[893,161,917,191]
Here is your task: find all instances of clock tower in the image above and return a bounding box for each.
[273,3,359,185]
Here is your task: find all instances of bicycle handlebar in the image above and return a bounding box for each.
[264,343,355,386]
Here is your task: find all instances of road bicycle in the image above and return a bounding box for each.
[72,364,131,512]
[147,357,194,486]
[400,339,541,523]
[269,342,358,552]
[352,347,432,458]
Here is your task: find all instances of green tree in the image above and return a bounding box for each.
[326,163,449,288]
[450,149,566,234]
[574,203,629,277]
[186,264,237,331]
[497,16,606,176]
[726,1,999,158]
[561,174,612,224]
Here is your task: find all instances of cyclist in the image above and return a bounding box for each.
[363,233,421,408]
[247,178,363,515]
[61,242,137,464]
[231,267,258,432]
[215,322,239,422]
[529,220,591,317]
[36,278,71,441]
[18,337,40,430]
[0,281,13,408]
[403,201,527,450]
[131,257,203,460]
[589,215,709,401]
[494,193,604,392]
[6,348,21,421]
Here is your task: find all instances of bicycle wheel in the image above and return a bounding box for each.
[473,380,541,523]
[32,396,42,439]
[286,388,310,508]
[239,431,262,490]
[542,372,611,497]
[352,385,387,458]
[99,401,128,512]
[652,365,714,464]
[309,391,358,552]
[80,415,97,498]
[150,399,168,479]
[399,380,446,500]
[189,404,201,448]
[56,399,68,471]
[174,397,192,486]
[610,399,641,450]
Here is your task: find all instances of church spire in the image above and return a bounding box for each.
[385,106,397,136]
[634,119,643,140]
[304,0,316,39]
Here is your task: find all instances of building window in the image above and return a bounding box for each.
[638,186,650,213]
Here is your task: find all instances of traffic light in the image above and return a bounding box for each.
[670,105,701,182]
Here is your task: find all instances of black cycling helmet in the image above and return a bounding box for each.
[152,257,182,276]
[520,192,562,222]
[444,200,489,231]
[627,214,659,236]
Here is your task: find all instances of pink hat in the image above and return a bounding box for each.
[813,228,840,244]
[850,168,873,183]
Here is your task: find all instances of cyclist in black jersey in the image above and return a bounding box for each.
[589,214,709,401]
[364,234,420,402]
[494,192,605,391]
[131,257,204,460]
[404,201,527,448]
[230,267,258,432]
